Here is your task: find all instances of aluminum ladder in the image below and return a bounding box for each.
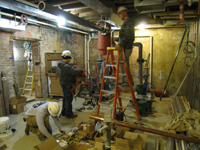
[96,47,141,121]
[22,68,34,96]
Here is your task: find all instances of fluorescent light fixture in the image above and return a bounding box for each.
[56,17,66,27]
[137,23,147,30]
[111,26,121,30]
[0,18,25,31]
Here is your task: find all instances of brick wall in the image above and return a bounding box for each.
[0,32,15,98]
[0,25,84,98]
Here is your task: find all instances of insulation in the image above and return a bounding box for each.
[161,109,200,138]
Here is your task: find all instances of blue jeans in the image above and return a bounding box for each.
[61,85,73,116]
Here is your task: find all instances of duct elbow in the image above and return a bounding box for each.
[133,42,143,59]
[176,3,185,24]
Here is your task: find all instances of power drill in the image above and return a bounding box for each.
[76,106,85,112]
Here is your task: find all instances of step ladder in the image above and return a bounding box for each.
[22,68,34,96]
[96,47,141,121]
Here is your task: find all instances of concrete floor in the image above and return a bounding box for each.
[1,94,172,150]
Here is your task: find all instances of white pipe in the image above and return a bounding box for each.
[84,35,87,71]
[150,35,153,89]
[0,11,88,34]
[135,35,153,89]
[87,35,91,78]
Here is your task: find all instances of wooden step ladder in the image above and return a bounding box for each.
[22,68,34,96]
[96,47,141,121]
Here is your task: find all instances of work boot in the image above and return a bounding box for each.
[38,136,47,142]
[25,123,29,135]
[66,114,78,118]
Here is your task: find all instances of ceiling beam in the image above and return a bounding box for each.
[70,8,94,15]
[38,1,103,31]
[160,15,197,19]
[78,12,99,18]
[0,0,99,32]
[47,0,78,6]
[83,16,100,20]
[114,0,134,4]
[77,0,113,17]
[151,10,198,16]
[61,2,88,11]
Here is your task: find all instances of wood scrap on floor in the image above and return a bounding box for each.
[163,105,200,139]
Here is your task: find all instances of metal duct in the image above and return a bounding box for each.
[38,1,104,32]
[0,0,93,32]
[0,11,88,34]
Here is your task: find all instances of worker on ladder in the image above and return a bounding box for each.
[115,6,135,85]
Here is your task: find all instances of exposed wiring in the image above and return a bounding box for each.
[183,41,195,54]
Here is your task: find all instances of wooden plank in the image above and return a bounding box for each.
[90,115,200,144]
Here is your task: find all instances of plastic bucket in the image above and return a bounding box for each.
[0,117,10,135]
[0,131,12,142]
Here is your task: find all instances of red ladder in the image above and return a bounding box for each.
[96,47,141,121]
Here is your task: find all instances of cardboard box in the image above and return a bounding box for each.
[116,138,142,150]
[78,121,95,133]
[66,142,93,150]
[115,132,148,150]
[34,136,63,150]
[116,126,130,138]
[87,141,116,150]
[86,131,97,139]
[48,77,63,96]
[96,129,116,142]
[86,123,95,133]
[9,96,26,114]
[78,121,87,129]
[76,129,87,137]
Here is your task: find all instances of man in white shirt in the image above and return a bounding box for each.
[24,101,65,140]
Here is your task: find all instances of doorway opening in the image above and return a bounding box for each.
[13,40,35,101]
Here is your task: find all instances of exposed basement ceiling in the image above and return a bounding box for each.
[0,0,199,33]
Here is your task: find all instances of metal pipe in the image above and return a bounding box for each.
[150,35,153,88]
[176,95,199,150]
[160,28,187,101]
[166,55,198,112]
[87,34,91,78]
[135,35,153,88]
[177,3,185,24]
[0,11,88,34]
[167,138,175,150]
[38,1,104,32]
[89,115,200,144]
[84,35,87,71]
[133,43,144,82]
[172,91,198,150]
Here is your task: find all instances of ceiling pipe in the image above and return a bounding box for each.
[177,3,185,24]
[15,0,38,8]
[0,11,88,34]
[38,1,105,32]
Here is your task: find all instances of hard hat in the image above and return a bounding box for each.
[48,102,60,117]
[117,6,128,14]
[61,50,71,59]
